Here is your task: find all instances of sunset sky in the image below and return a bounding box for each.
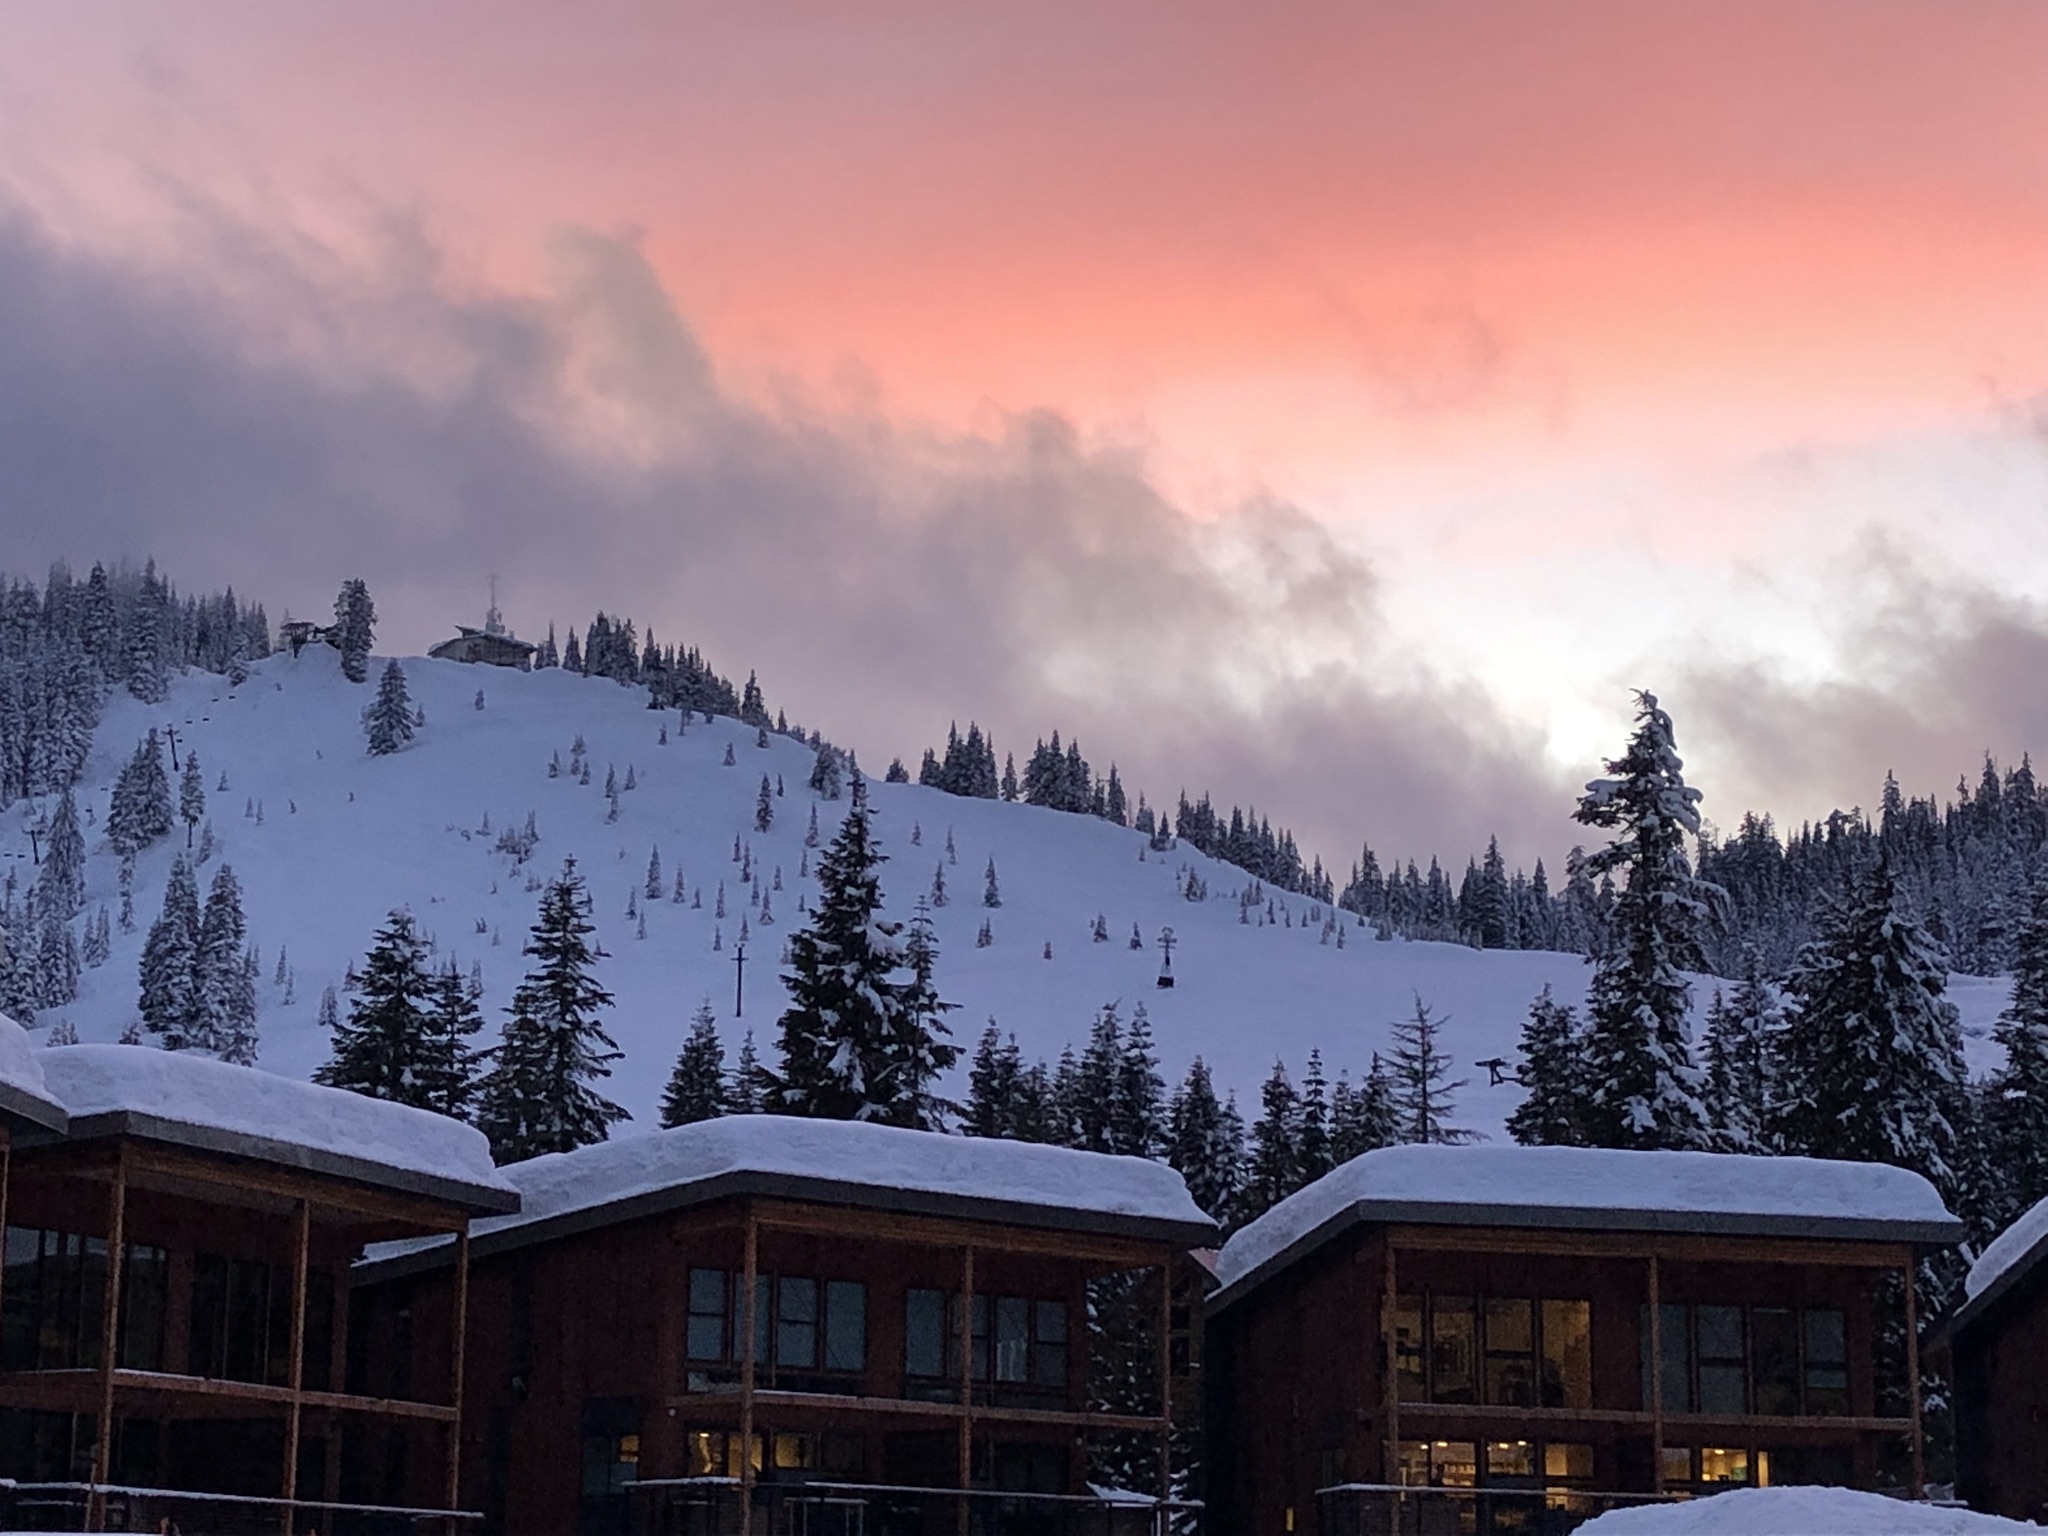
[6,1,2048,867]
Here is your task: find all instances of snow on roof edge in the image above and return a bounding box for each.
[0,1014,66,1132]
[1215,1144,1960,1301]
[1959,1192,2048,1326]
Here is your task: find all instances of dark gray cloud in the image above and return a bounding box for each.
[1679,550,2048,827]
[0,196,1572,869]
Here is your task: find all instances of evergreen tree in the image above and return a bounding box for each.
[1506,987,1590,1147]
[1572,692,1714,1149]
[756,774,775,833]
[1072,1004,1125,1152]
[1389,996,1475,1145]
[1703,953,1784,1153]
[35,908,78,1008]
[1168,1057,1244,1222]
[477,860,630,1162]
[1241,1062,1303,1221]
[421,961,485,1119]
[138,854,201,1046]
[179,753,206,847]
[332,578,376,683]
[366,659,415,755]
[1989,866,2048,1227]
[1332,1056,1400,1163]
[194,864,255,1054]
[661,1000,729,1128]
[983,857,1002,909]
[728,1029,765,1114]
[966,1022,1024,1139]
[1774,857,1972,1207]
[107,732,174,857]
[765,787,955,1127]
[36,785,85,917]
[1297,1049,1333,1182]
[1114,1003,1166,1159]
[314,909,439,1105]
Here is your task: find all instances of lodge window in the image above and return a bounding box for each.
[682,1428,865,1478]
[1,1227,169,1373]
[903,1289,1068,1395]
[683,1268,865,1386]
[1640,1304,1848,1417]
[189,1253,335,1388]
[1397,1439,1595,1502]
[1393,1292,1591,1409]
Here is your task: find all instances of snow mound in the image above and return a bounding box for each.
[375,1114,1211,1264]
[1577,1487,2037,1534]
[0,1012,65,1129]
[41,1044,510,1199]
[1217,1144,1958,1293]
[1965,1192,2048,1304]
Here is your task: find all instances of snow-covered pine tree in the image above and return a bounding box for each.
[1169,1057,1244,1223]
[420,961,484,1119]
[1114,1003,1166,1159]
[983,857,1001,909]
[37,786,85,918]
[476,860,630,1163]
[1240,1062,1303,1222]
[1773,856,1973,1211]
[764,786,952,1127]
[1389,996,1476,1145]
[728,1030,764,1114]
[1571,691,1714,1150]
[35,909,78,1008]
[107,732,174,857]
[645,846,663,901]
[1989,865,2048,1228]
[755,774,774,833]
[332,578,376,683]
[138,854,201,1046]
[965,1022,1028,1139]
[1298,1049,1333,1182]
[365,660,415,756]
[808,743,842,799]
[314,909,439,1104]
[1703,952,1784,1153]
[1506,986,1590,1147]
[179,753,205,847]
[892,898,962,1131]
[194,864,255,1054]
[1332,1055,1400,1163]
[660,1000,729,1128]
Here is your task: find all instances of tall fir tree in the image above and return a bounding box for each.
[1331,1055,1400,1163]
[333,578,376,683]
[1506,986,1590,1147]
[728,1029,765,1114]
[965,1021,1024,1138]
[1297,1049,1333,1183]
[1989,866,2048,1228]
[420,961,485,1119]
[1388,997,1475,1145]
[138,854,201,1047]
[1241,1061,1303,1222]
[37,785,85,917]
[366,659,416,755]
[1702,952,1784,1154]
[194,863,255,1055]
[107,731,174,857]
[477,860,629,1162]
[179,753,206,847]
[314,911,471,1112]
[661,1000,730,1128]
[1114,1003,1166,1159]
[1168,1057,1244,1223]
[1572,691,1714,1149]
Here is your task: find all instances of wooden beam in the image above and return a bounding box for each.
[671,1389,1167,1436]
[89,1147,127,1532]
[748,1200,1168,1268]
[958,1245,975,1536]
[1648,1253,1664,1497]
[1904,1260,1924,1500]
[0,1367,459,1422]
[0,1136,12,1357]
[739,1204,758,1536]
[283,1198,311,1528]
[447,1226,470,1515]
[1382,1238,1399,1483]
[111,1140,474,1232]
[1383,1223,1913,1270]
[1386,1399,1912,1433]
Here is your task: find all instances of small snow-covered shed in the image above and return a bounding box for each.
[0,1044,516,1529]
[1951,1192,2048,1522]
[352,1116,1217,1536]
[1206,1144,1963,1536]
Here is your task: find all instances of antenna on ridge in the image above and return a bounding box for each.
[485,573,506,637]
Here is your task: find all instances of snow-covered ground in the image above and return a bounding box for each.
[6,648,2015,1135]
[1578,1487,2038,1534]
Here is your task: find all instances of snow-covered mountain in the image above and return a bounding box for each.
[9,647,2014,1137]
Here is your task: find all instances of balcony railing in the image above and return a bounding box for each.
[1315,1482,1681,1536]
[630,1476,1199,1536]
[0,1479,483,1535]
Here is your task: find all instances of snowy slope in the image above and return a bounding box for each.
[6,648,2014,1138]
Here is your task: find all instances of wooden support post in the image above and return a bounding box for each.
[1904,1260,1924,1500]
[0,1136,12,1338]
[958,1245,975,1536]
[282,1198,311,1532]
[446,1225,471,1536]
[1648,1254,1665,1497]
[739,1207,758,1536]
[1159,1255,1175,1504]
[89,1149,128,1533]
[1382,1239,1400,1483]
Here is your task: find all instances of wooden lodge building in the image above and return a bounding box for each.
[1949,1194,2048,1523]
[348,1116,1218,1536]
[1203,1144,1963,1536]
[0,1030,519,1532]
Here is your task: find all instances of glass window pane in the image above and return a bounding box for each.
[1543,1443,1594,1482]
[687,1315,726,1362]
[994,1297,1029,1383]
[1541,1300,1591,1410]
[688,1268,727,1313]
[969,1294,989,1382]
[1698,1306,1744,1362]
[753,1277,772,1366]
[1484,1299,1534,1407]
[905,1289,945,1378]
[1486,1440,1535,1479]
[1434,1442,1478,1488]
[1751,1308,1800,1416]
[1033,1300,1068,1388]
[1430,1297,1477,1405]
[1803,1309,1846,1364]
[777,1278,818,1368]
[1699,1364,1746,1416]
[1659,1303,1691,1415]
[1393,1295,1426,1402]
[1698,1447,1749,1485]
[1396,1442,1432,1488]
[1035,1299,1066,1344]
[1659,1446,1693,1486]
[824,1281,865,1372]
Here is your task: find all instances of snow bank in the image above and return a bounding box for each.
[1577,1487,2036,1535]
[1965,1192,2048,1304]
[1217,1144,1957,1293]
[41,1044,509,1197]
[0,1012,65,1128]
[375,1114,1210,1264]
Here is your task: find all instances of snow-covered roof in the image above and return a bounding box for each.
[38,1045,516,1215]
[1574,1486,2036,1534]
[1954,1191,2048,1337]
[1214,1144,1961,1310]
[359,1115,1215,1277]
[0,1014,66,1135]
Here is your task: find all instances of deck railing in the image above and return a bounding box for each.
[1314,1481,1681,1536]
[0,1479,484,1535]
[629,1476,1200,1536]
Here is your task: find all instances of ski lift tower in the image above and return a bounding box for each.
[1156,926,1177,989]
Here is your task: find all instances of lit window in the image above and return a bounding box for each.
[1698,1446,1748,1484]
